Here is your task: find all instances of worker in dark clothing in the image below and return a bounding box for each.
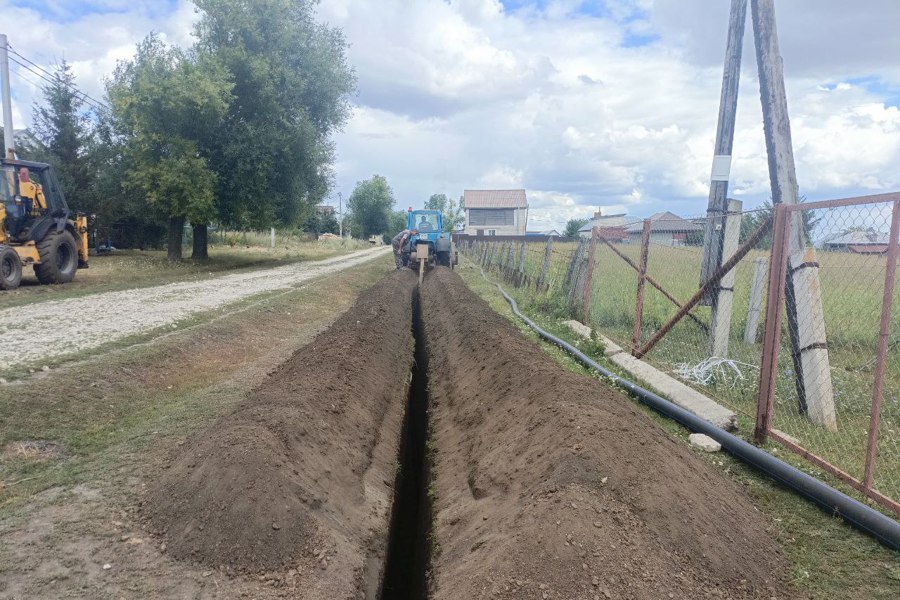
[391,228,417,269]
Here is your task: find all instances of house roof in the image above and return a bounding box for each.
[823,230,892,246]
[463,189,528,209]
[578,214,634,232]
[625,211,702,233]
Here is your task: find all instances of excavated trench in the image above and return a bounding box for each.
[142,268,793,599]
[379,290,433,600]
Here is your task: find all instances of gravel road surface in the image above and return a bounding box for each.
[0,246,390,371]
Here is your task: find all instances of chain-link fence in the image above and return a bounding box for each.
[457,193,900,515]
[762,196,900,513]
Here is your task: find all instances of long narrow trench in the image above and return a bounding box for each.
[379,289,433,600]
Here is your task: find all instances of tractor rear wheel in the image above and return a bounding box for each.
[0,246,22,290]
[35,231,78,284]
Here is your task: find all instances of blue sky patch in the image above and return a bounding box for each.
[622,32,658,48]
[500,0,649,22]
[847,76,900,108]
[14,0,180,23]
[822,75,900,108]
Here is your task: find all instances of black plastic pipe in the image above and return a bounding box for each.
[486,274,900,551]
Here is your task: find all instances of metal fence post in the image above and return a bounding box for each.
[744,257,768,343]
[581,227,599,325]
[755,205,791,444]
[537,237,553,292]
[632,220,651,353]
[863,198,900,489]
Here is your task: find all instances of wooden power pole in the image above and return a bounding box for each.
[700,0,747,307]
[751,0,835,430]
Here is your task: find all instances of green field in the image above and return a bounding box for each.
[467,239,900,508]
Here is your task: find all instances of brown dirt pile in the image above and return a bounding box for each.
[142,271,417,593]
[421,267,791,599]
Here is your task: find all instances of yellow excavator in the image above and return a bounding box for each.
[1,157,89,290]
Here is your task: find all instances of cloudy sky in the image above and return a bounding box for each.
[2,0,899,231]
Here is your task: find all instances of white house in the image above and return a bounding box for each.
[463,189,528,236]
[624,211,702,246]
[578,210,634,240]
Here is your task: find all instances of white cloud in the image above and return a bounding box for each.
[1,0,197,122]
[2,0,898,232]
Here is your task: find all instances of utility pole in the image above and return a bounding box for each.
[0,34,15,157]
[751,0,835,430]
[338,192,343,238]
[699,0,747,305]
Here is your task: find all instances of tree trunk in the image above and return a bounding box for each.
[191,223,209,260]
[167,215,185,261]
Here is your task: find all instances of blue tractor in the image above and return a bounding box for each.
[406,208,456,269]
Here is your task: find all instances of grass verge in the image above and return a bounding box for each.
[0,256,392,516]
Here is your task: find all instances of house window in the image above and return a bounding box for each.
[468,208,514,226]
[487,229,496,236]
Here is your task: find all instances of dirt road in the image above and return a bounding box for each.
[0,246,390,373]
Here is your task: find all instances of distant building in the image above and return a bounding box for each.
[463,189,528,236]
[822,230,893,254]
[578,209,634,241]
[526,229,561,237]
[624,211,702,246]
[315,205,336,216]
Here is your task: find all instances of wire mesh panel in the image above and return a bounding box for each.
[767,199,900,509]
[456,196,900,514]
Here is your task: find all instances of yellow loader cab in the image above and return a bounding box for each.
[0,158,89,290]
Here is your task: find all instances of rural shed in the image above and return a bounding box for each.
[463,189,528,236]
[624,211,702,246]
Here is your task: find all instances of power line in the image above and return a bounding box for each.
[9,56,57,88]
[8,44,110,109]
[8,55,109,114]
[6,44,111,112]
[9,64,47,91]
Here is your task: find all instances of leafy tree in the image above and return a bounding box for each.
[29,61,95,211]
[739,198,820,249]
[684,230,704,246]
[302,208,339,235]
[348,175,395,238]
[565,218,589,238]
[87,109,167,249]
[387,210,408,243]
[424,193,464,232]
[107,34,232,260]
[192,0,355,235]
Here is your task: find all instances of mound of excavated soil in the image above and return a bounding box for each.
[421,268,791,599]
[142,271,417,594]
